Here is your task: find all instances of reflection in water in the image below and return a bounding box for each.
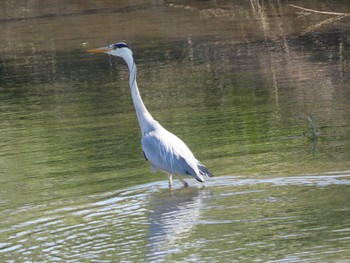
[147,187,212,261]
[0,174,349,262]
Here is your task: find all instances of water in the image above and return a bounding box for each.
[1,0,350,262]
[1,175,349,262]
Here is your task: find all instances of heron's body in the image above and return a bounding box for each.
[88,42,213,187]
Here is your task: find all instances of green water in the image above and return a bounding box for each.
[1,0,350,262]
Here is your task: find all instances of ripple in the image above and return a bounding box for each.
[210,171,350,188]
[1,172,349,262]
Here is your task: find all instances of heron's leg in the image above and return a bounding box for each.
[174,175,189,188]
[168,174,173,189]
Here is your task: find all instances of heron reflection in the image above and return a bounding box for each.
[146,187,213,261]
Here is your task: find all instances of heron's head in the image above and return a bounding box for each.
[88,42,132,58]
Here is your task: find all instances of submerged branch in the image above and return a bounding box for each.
[301,115,319,143]
[289,4,350,16]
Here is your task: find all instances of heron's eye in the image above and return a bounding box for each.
[113,42,129,49]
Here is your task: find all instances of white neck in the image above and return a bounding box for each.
[122,52,155,133]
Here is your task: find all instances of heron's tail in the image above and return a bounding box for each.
[182,158,213,182]
[198,163,213,179]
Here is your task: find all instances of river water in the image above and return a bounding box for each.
[0,0,349,262]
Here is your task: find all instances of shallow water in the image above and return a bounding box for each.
[1,173,349,262]
[1,0,350,262]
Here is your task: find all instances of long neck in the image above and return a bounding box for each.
[122,52,155,133]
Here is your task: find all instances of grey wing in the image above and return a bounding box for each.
[141,130,207,182]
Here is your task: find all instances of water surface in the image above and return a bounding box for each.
[1,0,349,262]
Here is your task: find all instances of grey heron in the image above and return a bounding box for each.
[88,42,213,188]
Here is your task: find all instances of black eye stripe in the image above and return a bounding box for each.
[112,42,129,49]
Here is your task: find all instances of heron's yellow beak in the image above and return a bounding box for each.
[87,47,112,53]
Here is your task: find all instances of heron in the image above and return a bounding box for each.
[88,42,213,188]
